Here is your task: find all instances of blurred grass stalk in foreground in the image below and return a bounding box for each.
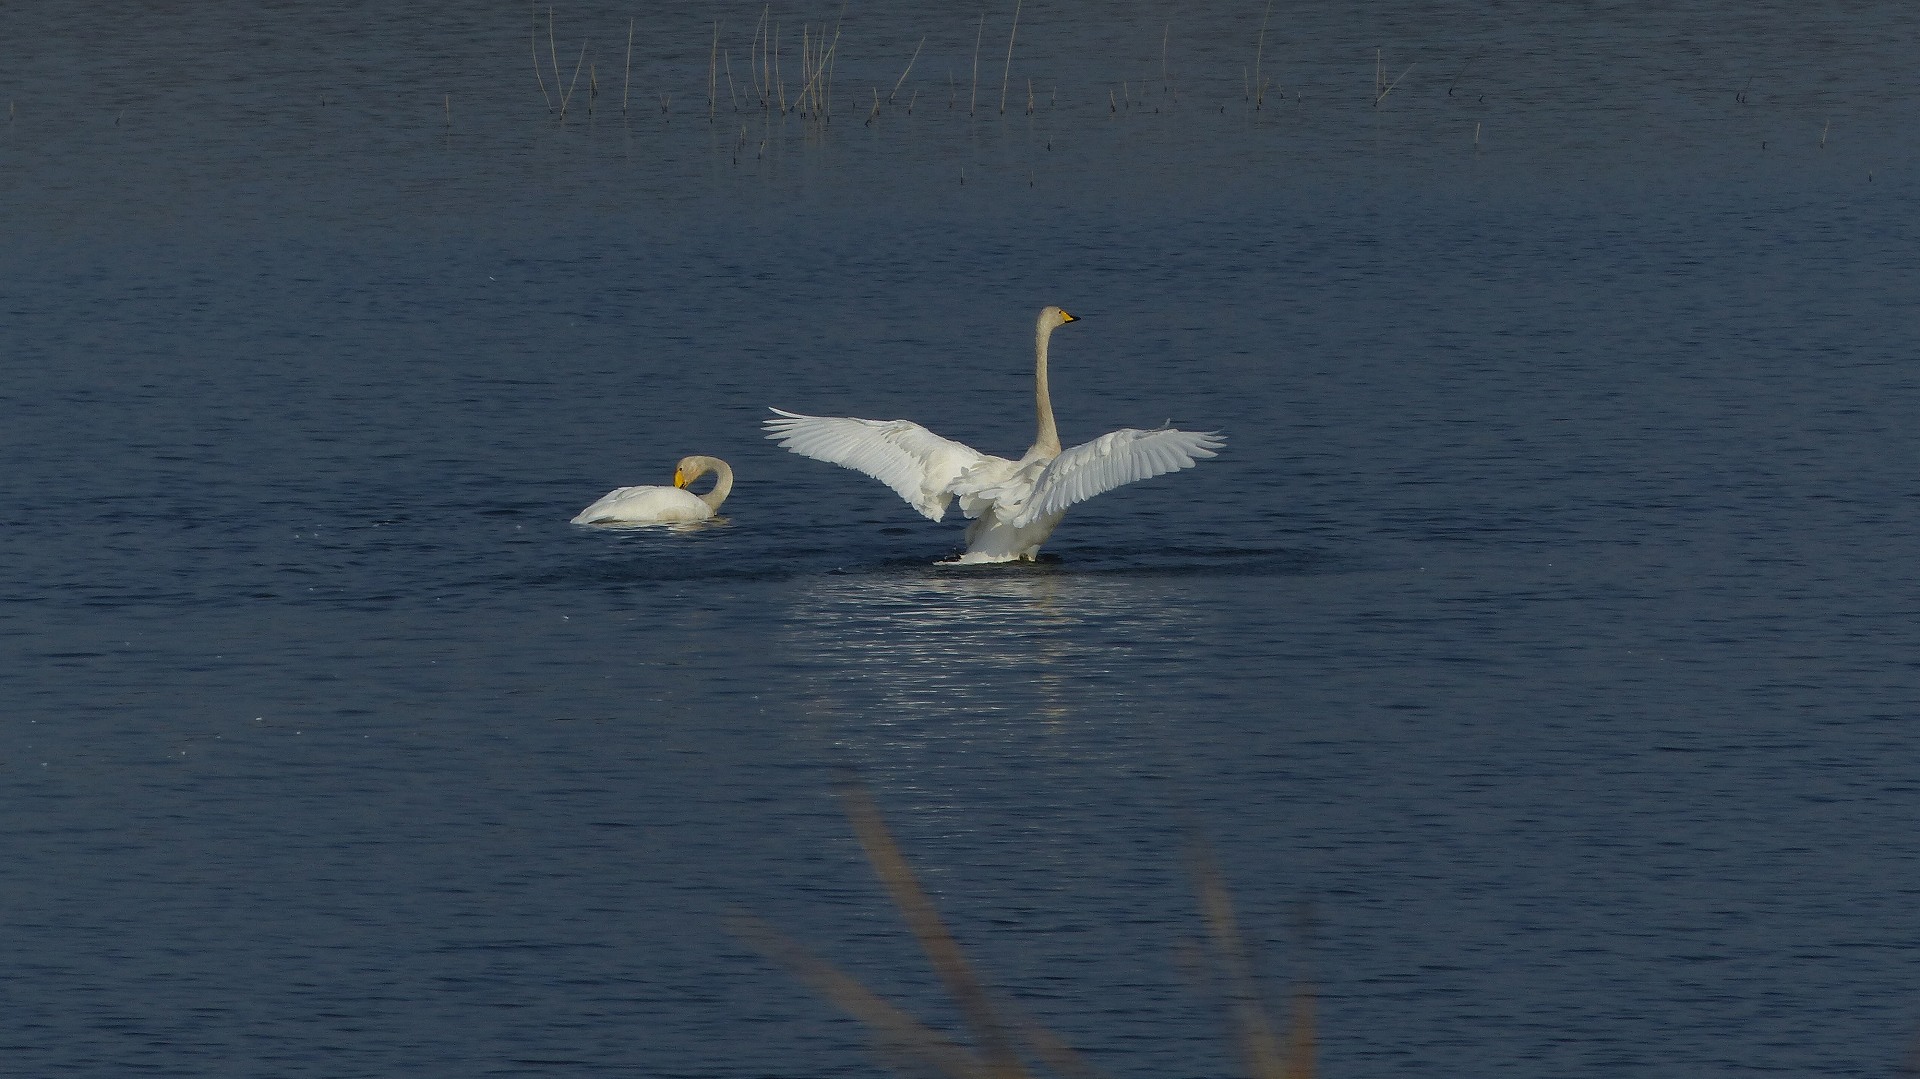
[731,780,1314,1079]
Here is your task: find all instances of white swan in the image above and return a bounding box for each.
[571,455,733,525]
[766,307,1223,563]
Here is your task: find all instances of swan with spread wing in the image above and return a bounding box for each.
[765,307,1223,563]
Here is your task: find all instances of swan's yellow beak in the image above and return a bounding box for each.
[673,468,688,488]
[1061,310,1078,322]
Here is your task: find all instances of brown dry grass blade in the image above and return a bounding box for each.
[840,781,1030,1079]
[842,781,1114,1079]
[1189,841,1314,1079]
[1288,979,1316,1079]
[726,910,996,1079]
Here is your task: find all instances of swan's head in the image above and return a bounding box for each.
[674,455,714,488]
[1038,306,1078,333]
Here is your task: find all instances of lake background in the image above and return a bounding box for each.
[3,2,1918,1076]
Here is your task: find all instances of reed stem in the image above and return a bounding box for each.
[1253,0,1272,109]
[827,2,847,124]
[623,18,633,114]
[888,35,925,105]
[558,38,587,120]
[999,0,1022,115]
[531,11,552,111]
[774,22,785,114]
[1447,50,1479,97]
[749,6,764,105]
[828,30,843,123]
[970,14,984,117]
[791,27,839,121]
[548,9,562,105]
[1375,60,1414,106]
[1163,22,1177,102]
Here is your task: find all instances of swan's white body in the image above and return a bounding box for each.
[766,307,1223,563]
[572,455,733,525]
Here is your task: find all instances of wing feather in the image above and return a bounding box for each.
[764,408,1003,522]
[1010,428,1225,527]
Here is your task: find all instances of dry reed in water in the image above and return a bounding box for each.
[761,10,773,109]
[1252,0,1272,109]
[970,14,985,116]
[1162,23,1176,101]
[999,0,1023,115]
[799,24,812,113]
[531,14,552,110]
[547,9,563,107]
[1374,50,1413,106]
[624,19,634,114]
[749,6,766,107]
[889,35,926,106]
[1446,50,1479,96]
[558,38,587,120]
[827,6,846,120]
[789,24,839,122]
[774,21,786,113]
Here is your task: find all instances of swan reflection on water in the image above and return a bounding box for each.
[570,516,731,534]
[782,565,1204,744]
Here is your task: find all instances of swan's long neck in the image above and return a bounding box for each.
[696,459,734,511]
[1031,320,1062,457]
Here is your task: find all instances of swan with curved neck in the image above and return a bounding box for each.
[571,455,733,525]
[767,306,1223,563]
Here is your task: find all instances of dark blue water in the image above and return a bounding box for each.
[4,4,1919,1077]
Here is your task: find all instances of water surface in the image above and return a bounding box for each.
[4,3,1919,1077]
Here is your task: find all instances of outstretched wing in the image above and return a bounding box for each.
[764,408,1005,522]
[1010,427,1225,527]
